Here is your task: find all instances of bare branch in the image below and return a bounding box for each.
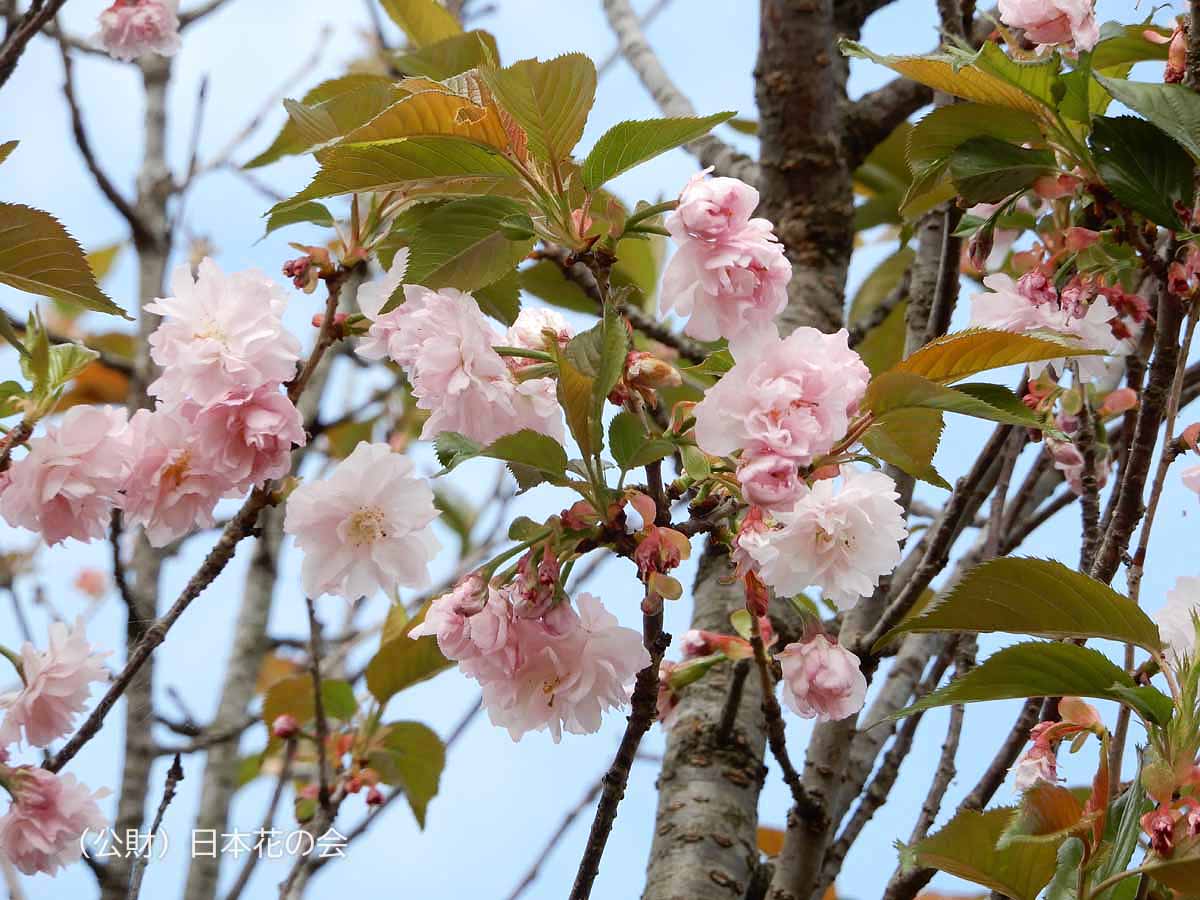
[56,36,153,245]
[0,0,69,89]
[126,754,185,900]
[178,0,233,29]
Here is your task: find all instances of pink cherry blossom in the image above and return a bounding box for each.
[693,327,869,466]
[969,272,1123,380]
[1045,436,1110,496]
[283,442,441,600]
[122,407,232,548]
[0,618,108,748]
[1154,575,1200,666]
[410,577,517,671]
[737,454,805,511]
[1182,464,1200,496]
[661,171,791,352]
[184,386,306,492]
[355,252,411,362]
[0,767,107,876]
[0,406,131,546]
[480,593,650,742]
[1013,741,1059,791]
[998,0,1098,51]
[93,0,180,62]
[146,259,301,407]
[776,635,867,722]
[505,307,573,353]
[736,467,906,609]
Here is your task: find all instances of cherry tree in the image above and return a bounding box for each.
[0,0,1199,898]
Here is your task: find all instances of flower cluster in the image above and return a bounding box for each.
[998,0,1098,52]
[0,620,110,876]
[660,168,791,353]
[1012,697,1101,791]
[93,0,181,61]
[969,271,1131,380]
[357,255,569,444]
[1,260,306,548]
[412,577,648,742]
[735,467,907,610]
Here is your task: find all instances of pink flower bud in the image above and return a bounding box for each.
[1058,697,1101,729]
[776,636,867,722]
[737,454,804,512]
[366,786,385,806]
[1142,806,1177,857]
[271,714,300,740]
[345,776,362,794]
[1032,173,1080,200]
[1181,423,1200,451]
[1064,227,1100,251]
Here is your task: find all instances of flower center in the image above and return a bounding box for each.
[542,675,561,706]
[162,450,191,489]
[346,506,388,547]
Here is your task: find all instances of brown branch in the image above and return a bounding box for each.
[305,594,333,818]
[750,626,814,814]
[843,76,932,169]
[56,36,153,245]
[715,658,751,745]
[569,610,670,900]
[0,417,33,473]
[1073,362,1103,571]
[126,754,185,900]
[178,0,233,28]
[0,0,68,89]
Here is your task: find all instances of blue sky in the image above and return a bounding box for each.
[0,1,1192,898]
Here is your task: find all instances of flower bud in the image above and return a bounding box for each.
[1099,387,1138,417]
[271,714,300,740]
[366,786,385,807]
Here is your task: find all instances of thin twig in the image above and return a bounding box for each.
[305,595,333,818]
[222,740,296,900]
[125,754,184,900]
[1073,361,1103,571]
[569,610,669,900]
[750,624,808,810]
[715,658,751,745]
[0,0,69,89]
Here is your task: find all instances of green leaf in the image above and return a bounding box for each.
[904,805,1059,900]
[842,39,1060,114]
[896,328,1101,385]
[1092,776,1150,899]
[435,428,569,489]
[245,75,402,169]
[1090,115,1194,230]
[0,140,16,167]
[393,30,497,80]
[260,676,357,727]
[263,201,335,239]
[473,267,521,325]
[848,247,913,324]
[556,351,598,460]
[948,136,1056,205]
[1092,24,1172,71]
[1043,837,1085,900]
[1001,782,1091,848]
[1094,74,1200,161]
[865,371,1043,429]
[484,54,596,164]
[609,413,673,470]
[856,301,908,376]
[861,407,949,489]
[877,556,1164,651]
[372,721,445,827]
[518,258,597,314]
[395,197,534,306]
[581,111,736,190]
[379,0,462,46]
[271,137,523,214]
[884,641,1166,725]
[365,622,452,706]
[854,122,913,230]
[85,243,122,283]
[907,103,1043,172]
[1141,836,1200,892]
[0,204,128,318]
[336,87,512,151]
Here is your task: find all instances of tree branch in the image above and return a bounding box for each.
[0,0,68,89]
[843,76,932,169]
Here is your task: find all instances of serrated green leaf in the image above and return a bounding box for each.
[884,641,1166,725]
[865,371,1043,429]
[896,328,1102,384]
[473,267,521,325]
[393,30,497,80]
[861,407,949,489]
[336,88,511,151]
[394,197,533,307]
[85,243,122,283]
[581,111,736,190]
[856,301,908,376]
[1000,782,1091,848]
[849,247,914,324]
[434,428,568,487]
[484,54,596,164]
[907,103,1043,172]
[876,557,1164,652]
[609,410,674,470]
[271,138,523,215]
[906,805,1059,900]
[1094,74,1200,161]
[245,75,402,169]
[434,430,482,470]
[1090,115,1193,230]
[261,675,357,728]
[1092,773,1149,899]
[1043,836,1085,900]
[556,352,597,460]
[263,201,335,239]
[372,721,445,827]
[948,136,1056,205]
[0,140,16,167]
[842,39,1060,114]
[0,204,128,318]
[379,0,461,46]
[680,444,711,481]
[365,623,453,706]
